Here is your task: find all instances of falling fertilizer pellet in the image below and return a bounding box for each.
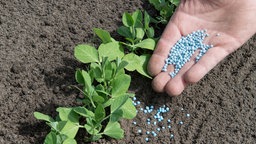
[162,30,214,78]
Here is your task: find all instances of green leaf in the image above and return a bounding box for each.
[111,94,129,113]
[122,53,140,71]
[117,26,133,39]
[146,27,155,38]
[98,42,124,62]
[95,84,109,96]
[136,54,152,78]
[95,104,105,122]
[116,60,128,72]
[56,107,79,123]
[103,122,124,139]
[90,63,103,83]
[81,70,93,94]
[75,70,84,84]
[135,28,145,40]
[120,98,137,119]
[110,109,123,122]
[44,132,60,144]
[48,122,59,131]
[111,74,131,98]
[81,70,92,86]
[56,107,80,123]
[92,95,105,104]
[116,68,125,77]
[84,123,100,135]
[103,98,115,108]
[102,58,113,81]
[34,112,54,123]
[59,121,79,138]
[93,28,112,44]
[122,12,134,27]
[132,10,143,27]
[149,0,161,10]
[76,70,92,88]
[91,134,102,142]
[73,107,94,118]
[63,138,77,144]
[74,44,99,63]
[135,38,156,50]
[170,0,180,6]
[144,11,150,29]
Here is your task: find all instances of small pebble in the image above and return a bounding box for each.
[186,114,190,117]
[170,134,174,138]
[138,129,142,133]
[133,121,137,125]
[179,121,184,125]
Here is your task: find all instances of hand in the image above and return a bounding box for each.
[148,0,256,96]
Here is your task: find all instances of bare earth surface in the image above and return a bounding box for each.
[0,1,255,144]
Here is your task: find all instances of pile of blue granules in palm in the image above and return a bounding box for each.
[162,30,213,78]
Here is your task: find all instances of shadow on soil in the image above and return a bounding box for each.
[18,103,62,144]
[43,57,85,96]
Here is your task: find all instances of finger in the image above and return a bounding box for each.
[184,46,230,83]
[165,75,186,96]
[148,22,181,76]
[152,72,171,92]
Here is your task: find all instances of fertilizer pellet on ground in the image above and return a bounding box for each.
[132,97,191,143]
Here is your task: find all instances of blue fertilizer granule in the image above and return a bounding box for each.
[162,30,213,78]
[131,97,191,143]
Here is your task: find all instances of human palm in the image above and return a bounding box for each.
[148,0,256,96]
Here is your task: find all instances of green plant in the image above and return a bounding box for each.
[149,0,180,24]
[92,10,156,78]
[117,10,156,78]
[117,10,155,52]
[34,43,137,143]
[33,5,176,143]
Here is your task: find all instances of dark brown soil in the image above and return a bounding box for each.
[0,1,255,144]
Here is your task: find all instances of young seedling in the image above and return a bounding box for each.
[33,3,178,142]
[149,0,180,24]
[117,10,156,52]
[34,43,137,143]
[92,11,155,78]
